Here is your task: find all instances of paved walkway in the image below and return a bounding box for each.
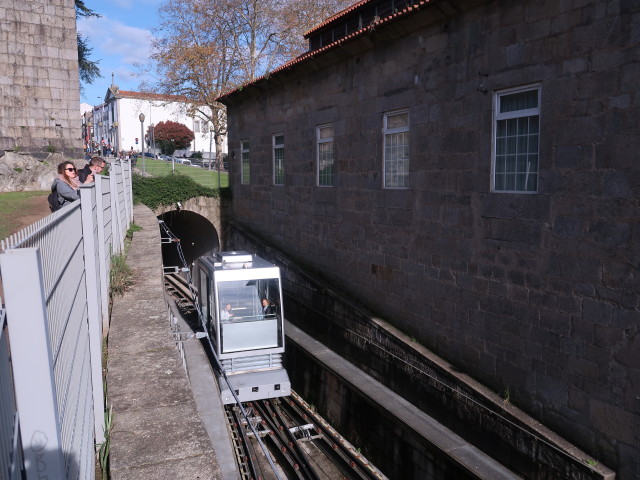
[107,204,221,479]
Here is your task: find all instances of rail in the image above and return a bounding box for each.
[0,160,133,480]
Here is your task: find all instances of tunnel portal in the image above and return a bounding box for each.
[158,209,219,268]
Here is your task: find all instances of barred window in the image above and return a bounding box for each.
[383,110,409,188]
[273,134,284,185]
[317,124,334,186]
[241,140,250,184]
[493,86,540,193]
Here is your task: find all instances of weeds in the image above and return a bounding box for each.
[109,253,134,297]
[97,405,113,479]
[502,387,510,404]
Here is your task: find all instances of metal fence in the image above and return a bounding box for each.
[135,156,229,189]
[0,160,133,480]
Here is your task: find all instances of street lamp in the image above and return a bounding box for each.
[208,123,213,171]
[139,113,145,174]
[87,118,92,154]
[113,121,119,156]
[171,139,175,173]
[99,121,103,155]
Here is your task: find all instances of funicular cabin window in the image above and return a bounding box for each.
[216,278,282,354]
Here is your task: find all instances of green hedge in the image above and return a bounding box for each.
[132,173,227,210]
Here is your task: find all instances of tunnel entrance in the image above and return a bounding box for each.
[158,209,220,268]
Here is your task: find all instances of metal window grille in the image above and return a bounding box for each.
[493,86,540,193]
[273,134,284,186]
[383,110,409,188]
[317,125,335,187]
[241,140,250,185]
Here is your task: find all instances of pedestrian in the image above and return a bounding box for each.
[78,156,106,184]
[51,161,80,207]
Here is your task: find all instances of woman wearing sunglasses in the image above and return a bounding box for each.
[51,161,80,207]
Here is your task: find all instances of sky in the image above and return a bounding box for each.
[77,0,163,107]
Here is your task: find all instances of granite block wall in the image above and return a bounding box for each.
[0,0,82,156]
[223,0,640,477]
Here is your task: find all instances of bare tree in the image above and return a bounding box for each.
[151,0,352,168]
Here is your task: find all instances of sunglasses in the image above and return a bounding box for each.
[65,167,76,172]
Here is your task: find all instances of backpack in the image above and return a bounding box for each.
[48,188,63,212]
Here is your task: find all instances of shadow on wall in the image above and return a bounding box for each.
[24,443,83,480]
[158,210,219,268]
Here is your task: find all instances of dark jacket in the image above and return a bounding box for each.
[78,164,94,184]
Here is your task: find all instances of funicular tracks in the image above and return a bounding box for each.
[226,393,386,480]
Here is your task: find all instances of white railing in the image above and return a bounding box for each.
[0,160,133,480]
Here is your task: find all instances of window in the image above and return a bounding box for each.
[194,119,201,133]
[383,110,409,188]
[493,86,540,192]
[241,140,250,184]
[273,134,284,185]
[317,124,335,186]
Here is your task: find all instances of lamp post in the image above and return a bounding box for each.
[171,139,175,173]
[139,113,145,174]
[113,121,119,157]
[208,123,213,171]
[87,118,92,154]
[98,121,103,155]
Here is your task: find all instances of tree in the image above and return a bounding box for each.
[76,0,101,94]
[154,121,195,154]
[151,0,352,166]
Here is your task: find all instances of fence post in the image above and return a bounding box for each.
[94,176,110,330]
[110,168,124,254]
[0,248,67,480]
[126,158,134,223]
[79,186,106,445]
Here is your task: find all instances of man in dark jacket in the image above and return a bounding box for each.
[78,156,105,184]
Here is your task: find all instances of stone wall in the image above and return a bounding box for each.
[222,0,640,478]
[226,221,615,480]
[0,1,82,157]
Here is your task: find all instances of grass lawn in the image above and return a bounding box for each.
[0,190,50,240]
[136,158,229,188]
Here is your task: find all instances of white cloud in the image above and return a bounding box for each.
[78,16,153,66]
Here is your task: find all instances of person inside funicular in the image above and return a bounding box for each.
[220,303,235,321]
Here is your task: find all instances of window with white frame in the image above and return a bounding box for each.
[383,110,409,188]
[273,134,284,185]
[493,85,540,192]
[317,124,334,186]
[241,140,250,184]
[194,119,201,133]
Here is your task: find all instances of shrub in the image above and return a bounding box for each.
[132,173,219,210]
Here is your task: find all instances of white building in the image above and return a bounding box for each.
[89,85,224,159]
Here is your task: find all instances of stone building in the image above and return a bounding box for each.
[219,0,640,478]
[0,0,82,157]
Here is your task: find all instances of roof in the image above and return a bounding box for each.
[217,0,438,103]
[116,90,190,103]
[303,0,370,38]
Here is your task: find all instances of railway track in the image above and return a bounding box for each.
[226,392,387,480]
[163,270,386,479]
